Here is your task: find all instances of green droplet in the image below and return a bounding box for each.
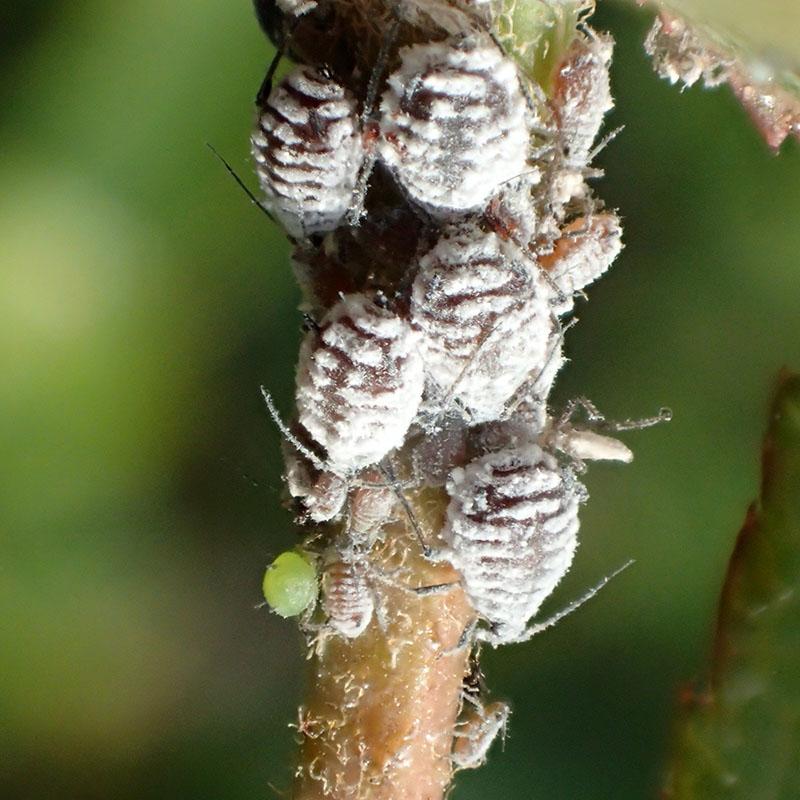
[262,551,317,618]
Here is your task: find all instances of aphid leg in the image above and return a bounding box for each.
[370,568,461,598]
[558,395,672,432]
[586,124,624,163]
[206,143,275,223]
[500,559,635,646]
[449,618,479,654]
[377,462,442,560]
[260,386,330,474]
[345,15,401,226]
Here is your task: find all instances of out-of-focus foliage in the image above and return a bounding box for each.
[659,0,800,61]
[0,2,798,799]
[664,372,800,799]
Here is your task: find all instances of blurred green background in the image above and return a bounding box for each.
[1,2,798,798]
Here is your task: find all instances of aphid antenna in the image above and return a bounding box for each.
[206,142,275,223]
[260,386,332,475]
[266,780,291,799]
[494,164,547,192]
[495,558,636,646]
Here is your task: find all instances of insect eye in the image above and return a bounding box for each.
[262,550,318,617]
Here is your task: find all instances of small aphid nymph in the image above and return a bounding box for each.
[538,212,623,314]
[283,442,349,522]
[378,35,530,216]
[552,31,614,171]
[321,557,375,638]
[452,699,510,771]
[251,66,365,238]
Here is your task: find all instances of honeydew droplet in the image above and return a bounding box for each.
[262,551,317,617]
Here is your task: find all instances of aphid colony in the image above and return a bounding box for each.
[252,0,648,774]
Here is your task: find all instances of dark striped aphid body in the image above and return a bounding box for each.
[444,444,582,645]
[411,226,551,422]
[295,293,425,473]
[378,35,530,216]
[251,66,364,237]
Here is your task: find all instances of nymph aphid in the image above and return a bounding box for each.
[283,440,349,523]
[537,211,623,314]
[443,444,584,645]
[378,35,530,216]
[251,65,364,238]
[320,555,375,639]
[410,225,552,423]
[451,651,510,770]
[295,293,425,473]
[552,30,614,171]
[452,699,510,770]
[347,475,397,546]
[644,12,730,90]
[262,550,318,618]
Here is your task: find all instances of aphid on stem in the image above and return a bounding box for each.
[251,65,365,238]
[378,34,531,217]
[410,224,552,424]
[294,292,425,473]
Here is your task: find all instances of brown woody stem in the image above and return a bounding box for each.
[294,490,473,800]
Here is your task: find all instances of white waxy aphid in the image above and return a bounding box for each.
[552,32,614,171]
[411,226,552,423]
[296,293,425,473]
[443,444,583,645]
[283,442,349,522]
[251,66,364,238]
[321,557,375,638]
[452,699,510,770]
[539,212,623,314]
[378,36,530,216]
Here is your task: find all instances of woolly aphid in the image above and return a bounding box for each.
[295,293,425,474]
[378,35,531,216]
[443,443,584,646]
[251,66,365,238]
[411,224,552,423]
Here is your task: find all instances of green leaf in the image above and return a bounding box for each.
[664,371,800,799]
